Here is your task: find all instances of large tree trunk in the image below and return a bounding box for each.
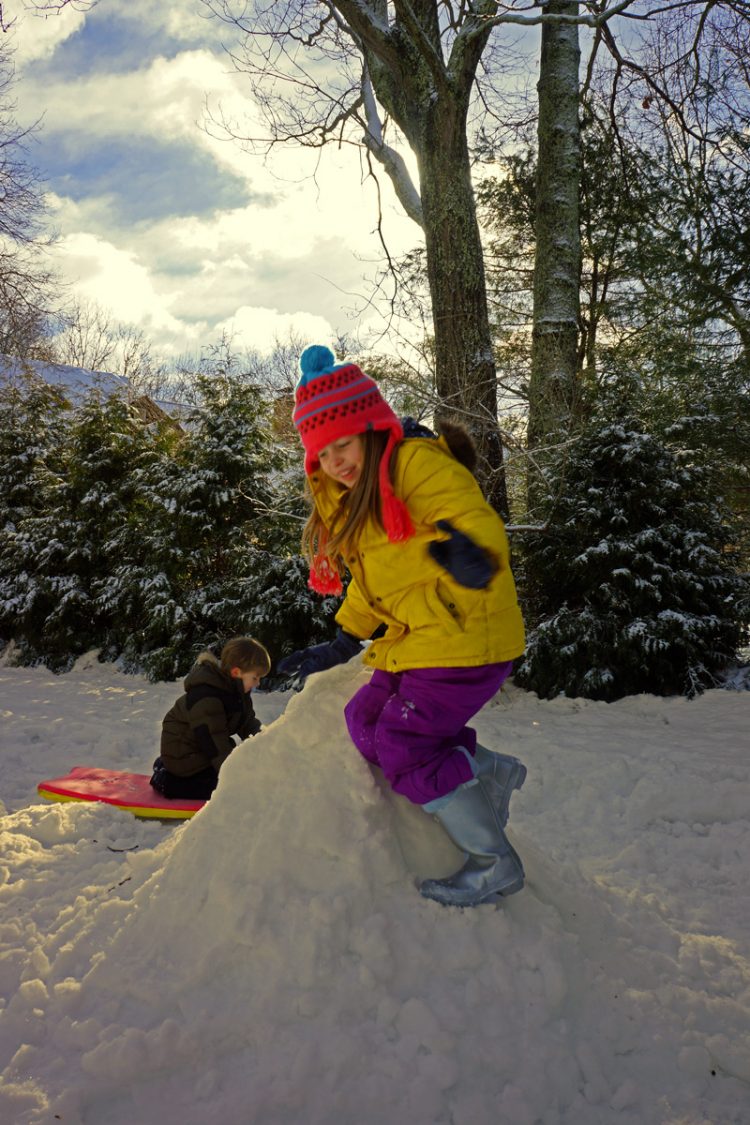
[418,97,507,515]
[528,0,582,506]
[360,7,509,515]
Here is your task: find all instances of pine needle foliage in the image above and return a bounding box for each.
[515,421,749,701]
[0,373,338,679]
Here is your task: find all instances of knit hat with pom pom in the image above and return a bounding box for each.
[294,344,414,594]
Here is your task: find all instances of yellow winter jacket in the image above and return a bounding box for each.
[308,436,525,673]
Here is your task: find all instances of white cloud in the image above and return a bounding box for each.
[5,0,87,66]
[6,0,219,71]
[56,231,187,336]
[48,188,415,356]
[214,306,335,355]
[45,135,417,340]
[104,0,222,47]
[19,50,251,152]
[27,29,423,361]
[131,215,380,336]
[22,48,419,251]
[51,229,342,359]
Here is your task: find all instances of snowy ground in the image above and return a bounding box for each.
[0,653,749,1124]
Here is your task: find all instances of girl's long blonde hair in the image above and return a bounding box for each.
[302,430,392,579]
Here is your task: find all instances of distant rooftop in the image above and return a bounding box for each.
[0,354,129,403]
[0,354,188,422]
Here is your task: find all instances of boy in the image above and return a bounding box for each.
[151,636,271,800]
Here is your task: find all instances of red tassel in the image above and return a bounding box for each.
[308,556,343,596]
[379,430,414,543]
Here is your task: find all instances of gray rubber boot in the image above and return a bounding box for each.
[419,777,525,907]
[472,743,527,828]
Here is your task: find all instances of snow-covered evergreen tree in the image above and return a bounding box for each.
[0,394,156,669]
[126,370,335,679]
[0,368,340,679]
[515,421,749,700]
[226,552,343,689]
[0,377,68,654]
[89,408,179,666]
[0,377,67,527]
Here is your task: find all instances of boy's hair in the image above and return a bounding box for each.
[302,429,391,578]
[220,636,271,676]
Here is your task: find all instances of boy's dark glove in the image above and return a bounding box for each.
[277,629,362,686]
[428,519,498,589]
[238,715,262,739]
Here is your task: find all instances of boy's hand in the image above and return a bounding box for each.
[277,629,361,687]
[428,519,498,589]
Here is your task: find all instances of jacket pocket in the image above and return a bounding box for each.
[423,580,465,635]
[387,580,465,637]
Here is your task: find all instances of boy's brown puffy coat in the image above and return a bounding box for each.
[160,653,261,778]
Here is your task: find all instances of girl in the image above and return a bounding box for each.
[278,346,527,907]
[152,636,271,800]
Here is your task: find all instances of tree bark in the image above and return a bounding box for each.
[528,0,582,501]
[352,2,509,514]
[418,102,507,514]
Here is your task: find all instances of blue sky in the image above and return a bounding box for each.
[26,2,249,224]
[28,6,205,80]
[8,0,420,358]
[37,133,253,224]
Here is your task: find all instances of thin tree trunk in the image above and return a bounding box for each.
[528,0,582,505]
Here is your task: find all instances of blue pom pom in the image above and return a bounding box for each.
[299,345,335,376]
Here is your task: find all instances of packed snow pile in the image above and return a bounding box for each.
[0,659,749,1124]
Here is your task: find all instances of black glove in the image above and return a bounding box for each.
[401,416,436,439]
[238,715,262,739]
[277,629,361,685]
[428,519,498,589]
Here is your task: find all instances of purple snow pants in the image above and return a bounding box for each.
[344,662,513,805]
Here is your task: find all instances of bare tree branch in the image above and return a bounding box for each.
[360,64,424,225]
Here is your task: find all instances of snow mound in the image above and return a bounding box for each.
[1,663,749,1124]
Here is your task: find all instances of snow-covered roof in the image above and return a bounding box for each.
[0,354,191,424]
[0,354,129,403]
[0,354,129,400]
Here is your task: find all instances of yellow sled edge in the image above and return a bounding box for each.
[37,785,199,820]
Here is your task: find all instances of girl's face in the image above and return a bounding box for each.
[318,434,365,489]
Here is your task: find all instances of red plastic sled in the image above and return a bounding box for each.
[37,766,206,820]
